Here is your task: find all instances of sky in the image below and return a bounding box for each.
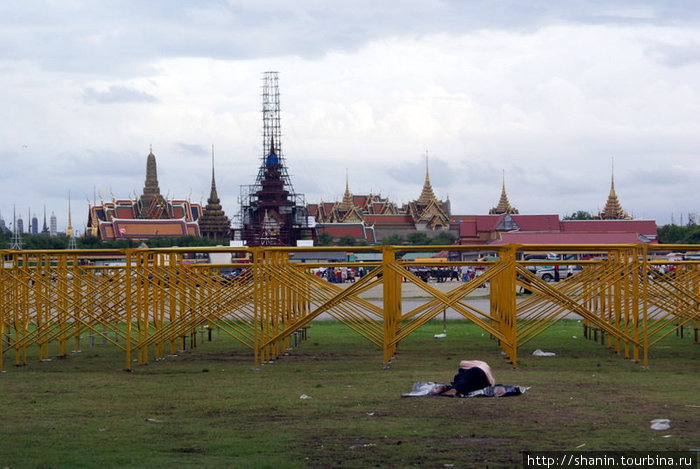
[1,0,699,234]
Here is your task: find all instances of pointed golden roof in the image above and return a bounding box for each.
[416,153,438,206]
[600,169,628,219]
[489,171,518,215]
[338,169,354,211]
[199,145,230,240]
[66,191,73,237]
[139,147,165,217]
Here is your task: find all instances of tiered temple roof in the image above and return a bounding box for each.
[237,137,312,246]
[87,149,202,240]
[599,173,629,220]
[405,156,451,229]
[310,156,452,243]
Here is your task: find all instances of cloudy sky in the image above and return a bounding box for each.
[1,0,699,233]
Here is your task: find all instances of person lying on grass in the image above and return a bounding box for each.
[428,360,506,397]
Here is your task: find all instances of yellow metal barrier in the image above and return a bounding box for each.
[1,244,697,371]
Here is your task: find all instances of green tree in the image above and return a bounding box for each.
[563,211,596,220]
[407,232,430,245]
[380,234,403,245]
[685,227,700,244]
[79,235,102,248]
[429,232,456,245]
[336,235,356,246]
[657,224,700,244]
[317,232,334,246]
[5,234,227,250]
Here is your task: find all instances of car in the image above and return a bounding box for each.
[527,265,582,282]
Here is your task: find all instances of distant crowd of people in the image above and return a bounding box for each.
[315,265,484,284]
[315,266,366,283]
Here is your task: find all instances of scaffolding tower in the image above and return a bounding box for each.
[236,71,312,246]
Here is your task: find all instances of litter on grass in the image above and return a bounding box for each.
[401,381,529,398]
[532,349,556,357]
[650,419,670,430]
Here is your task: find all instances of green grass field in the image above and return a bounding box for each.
[1,320,698,468]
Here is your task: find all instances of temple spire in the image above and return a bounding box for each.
[198,144,230,240]
[416,151,438,205]
[41,206,49,235]
[66,191,73,237]
[339,169,354,211]
[489,170,518,214]
[139,148,164,218]
[265,134,279,165]
[210,145,218,198]
[600,158,628,219]
[67,192,77,249]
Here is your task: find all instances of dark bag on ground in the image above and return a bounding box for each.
[451,367,491,395]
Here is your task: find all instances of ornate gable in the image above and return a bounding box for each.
[341,206,364,223]
[414,199,450,229]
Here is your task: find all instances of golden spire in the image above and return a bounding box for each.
[209,145,218,200]
[417,151,437,205]
[139,147,163,217]
[600,158,628,219]
[199,144,231,241]
[338,168,354,211]
[66,191,74,237]
[490,170,518,214]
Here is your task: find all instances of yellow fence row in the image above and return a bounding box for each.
[1,244,698,371]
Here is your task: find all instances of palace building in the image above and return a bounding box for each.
[311,163,656,246]
[455,169,654,245]
[87,149,202,241]
[309,157,454,244]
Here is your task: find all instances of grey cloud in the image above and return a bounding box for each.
[385,156,465,189]
[177,143,209,156]
[3,0,698,78]
[646,41,700,67]
[626,166,700,188]
[82,85,159,104]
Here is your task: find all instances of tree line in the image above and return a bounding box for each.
[1,223,697,249]
[315,231,456,246]
[563,211,700,244]
[0,231,223,250]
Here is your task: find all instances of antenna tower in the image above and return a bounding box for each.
[10,206,22,250]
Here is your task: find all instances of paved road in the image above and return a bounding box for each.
[313,280,492,320]
[314,298,492,320]
[311,280,582,320]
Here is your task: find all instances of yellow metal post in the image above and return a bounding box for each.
[125,250,133,371]
[382,246,401,366]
